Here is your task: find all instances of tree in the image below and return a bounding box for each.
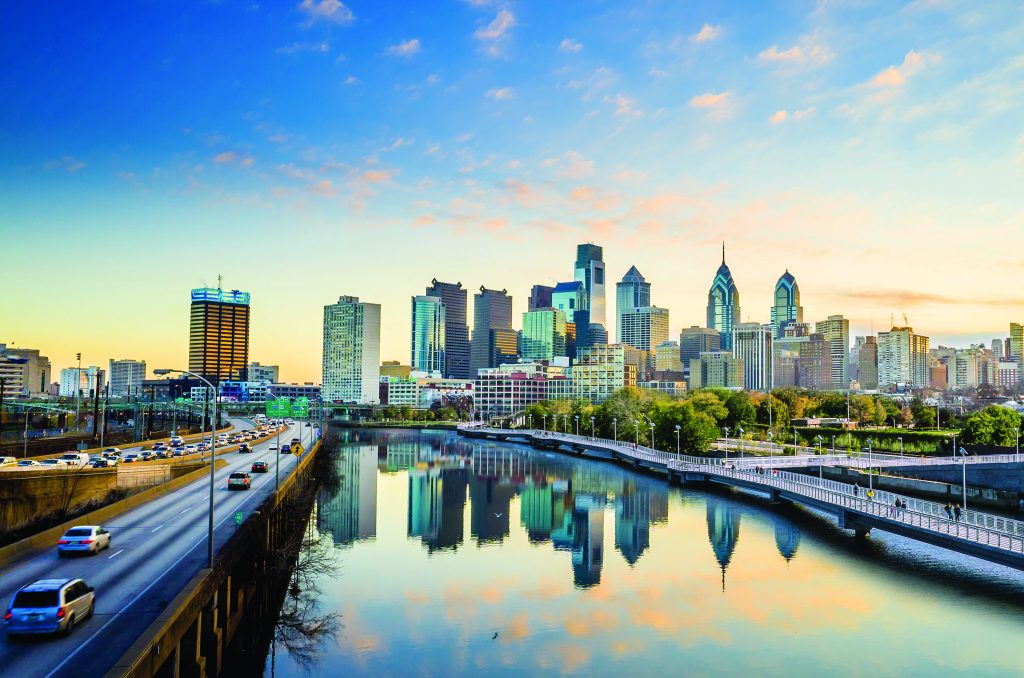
[962,406,1022,446]
[724,391,757,430]
[910,398,935,429]
[687,391,727,423]
[756,395,790,431]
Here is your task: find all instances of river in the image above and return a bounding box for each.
[263,428,1024,676]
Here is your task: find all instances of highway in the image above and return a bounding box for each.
[0,418,317,678]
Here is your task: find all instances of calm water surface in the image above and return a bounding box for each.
[266,429,1024,676]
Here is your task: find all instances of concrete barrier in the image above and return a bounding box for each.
[0,459,227,571]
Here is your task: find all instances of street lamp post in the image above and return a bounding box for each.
[590,416,595,440]
[155,368,217,568]
[574,415,579,437]
[634,419,639,447]
[767,432,774,469]
[958,446,968,509]
[613,417,617,442]
[75,352,82,433]
[816,435,824,480]
[562,414,568,434]
[866,438,874,496]
[723,426,730,462]
[737,426,744,458]
[542,414,547,432]
[898,436,904,457]
[648,420,656,452]
[674,424,681,461]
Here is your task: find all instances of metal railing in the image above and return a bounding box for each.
[471,426,1024,553]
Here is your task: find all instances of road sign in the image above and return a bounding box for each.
[293,443,303,456]
[234,511,243,526]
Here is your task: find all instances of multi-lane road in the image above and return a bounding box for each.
[0,418,317,678]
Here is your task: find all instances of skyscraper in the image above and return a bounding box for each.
[521,308,568,362]
[707,244,741,351]
[732,322,773,392]
[815,314,850,389]
[470,287,516,375]
[108,359,146,397]
[858,336,878,390]
[411,296,446,374]
[620,306,669,351]
[878,327,930,390]
[615,266,651,343]
[680,326,721,367]
[425,279,470,379]
[574,243,607,348]
[528,284,555,311]
[770,271,803,338]
[188,287,250,383]
[322,296,381,404]
[1010,323,1023,375]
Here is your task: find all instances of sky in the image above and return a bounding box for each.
[2,0,1023,384]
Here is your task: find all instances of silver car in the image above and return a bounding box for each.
[4,578,95,636]
[57,526,112,556]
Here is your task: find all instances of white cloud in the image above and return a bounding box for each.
[541,150,594,179]
[386,39,421,57]
[757,38,833,68]
[486,87,513,100]
[213,151,255,167]
[474,9,516,56]
[768,107,816,124]
[426,73,441,85]
[560,38,583,53]
[689,91,733,120]
[648,67,669,79]
[44,156,86,172]
[867,50,941,88]
[769,110,788,124]
[297,0,353,25]
[343,75,361,85]
[691,24,720,43]
[603,93,642,117]
[276,42,329,54]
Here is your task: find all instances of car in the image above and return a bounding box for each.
[268,442,279,452]
[152,443,167,452]
[4,578,95,637]
[170,436,184,447]
[139,450,155,461]
[102,447,121,456]
[227,472,251,490]
[238,443,252,454]
[16,460,41,468]
[197,442,210,452]
[251,461,269,473]
[0,457,17,467]
[183,444,199,455]
[57,526,111,556]
[305,422,312,427]
[41,459,67,468]
[281,444,291,454]
[122,454,139,463]
[171,449,185,457]
[89,459,111,468]
[290,437,300,446]
[153,449,171,459]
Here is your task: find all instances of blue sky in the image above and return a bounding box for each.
[2,1,1023,381]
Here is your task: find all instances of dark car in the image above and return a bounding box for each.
[251,461,269,473]
[228,472,251,490]
[238,443,252,454]
[281,444,291,454]
[290,438,300,446]
[138,451,154,461]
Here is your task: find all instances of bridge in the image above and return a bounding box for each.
[459,426,1024,572]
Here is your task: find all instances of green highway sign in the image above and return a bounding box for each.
[234,511,243,526]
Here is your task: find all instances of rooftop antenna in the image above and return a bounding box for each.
[722,241,726,264]
[217,274,223,291]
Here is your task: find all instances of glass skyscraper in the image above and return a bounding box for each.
[615,266,651,344]
[470,287,516,375]
[425,279,470,379]
[410,295,446,374]
[521,308,568,362]
[707,245,741,351]
[770,270,803,339]
[574,243,607,349]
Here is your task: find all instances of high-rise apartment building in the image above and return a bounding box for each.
[680,326,722,368]
[528,284,555,311]
[188,287,250,383]
[108,359,146,397]
[655,340,682,373]
[770,270,803,339]
[689,352,743,389]
[732,323,773,392]
[707,245,741,350]
[470,287,516,375]
[574,243,607,349]
[877,327,930,390]
[425,280,470,379]
[1010,323,1023,375]
[411,296,446,374]
[615,266,651,343]
[573,344,637,404]
[322,296,381,404]
[0,344,51,397]
[620,306,669,352]
[815,315,850,389]
[858,337,878,390]
[521,309,568,362]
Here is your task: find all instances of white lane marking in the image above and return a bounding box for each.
[179,505,193,514]
[43,453,288,678]
[151,524,164,533]
[107,549,124,559]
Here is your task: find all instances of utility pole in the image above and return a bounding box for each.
[75,352,82,433]
[91,371,101,439]
[100,385,109,449]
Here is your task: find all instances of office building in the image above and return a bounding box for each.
[620,306,669,352]
[247,362,280,385]
[680,326,721,368]
[707,244,741,350]
[528,284,554,311]
[470,287,516,375]
[108,359,146,397]
[473,361,571,417]
[796,334,831,390]
[997,362,1020,390]
[770,271,803,338]
[574,243,607,349]
[655,340,682,373]
[877,327,930,390]
[188,287,250,383]
[815,315,850,389]
[689,352,743,389]
[270,383,321,400]
[59,366,105,398]
[616,266,651,343]
[0,344,51,397]
[323,295,381,404]
[425,279,471,379]
[411,295,446,374]
[1011,323,1023,374]
[521,308,568,362]
[858,337,878,390]
[380,361,412,379]
[992,339,1004,361]
[732,323,773,392]
[573,344,637,404]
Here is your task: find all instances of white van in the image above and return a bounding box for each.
[58,452,91,469]
[0,457,17,467]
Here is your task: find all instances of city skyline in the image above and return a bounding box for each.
[3,1,1024,382]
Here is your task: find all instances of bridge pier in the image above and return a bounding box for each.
[838,509,872,538]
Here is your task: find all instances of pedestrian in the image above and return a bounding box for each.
[944,502,953,522]
[954,503,962,522]
[890,499,897,518]
[853,484,859,497]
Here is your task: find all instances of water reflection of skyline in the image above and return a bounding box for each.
[317,429,805,587]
